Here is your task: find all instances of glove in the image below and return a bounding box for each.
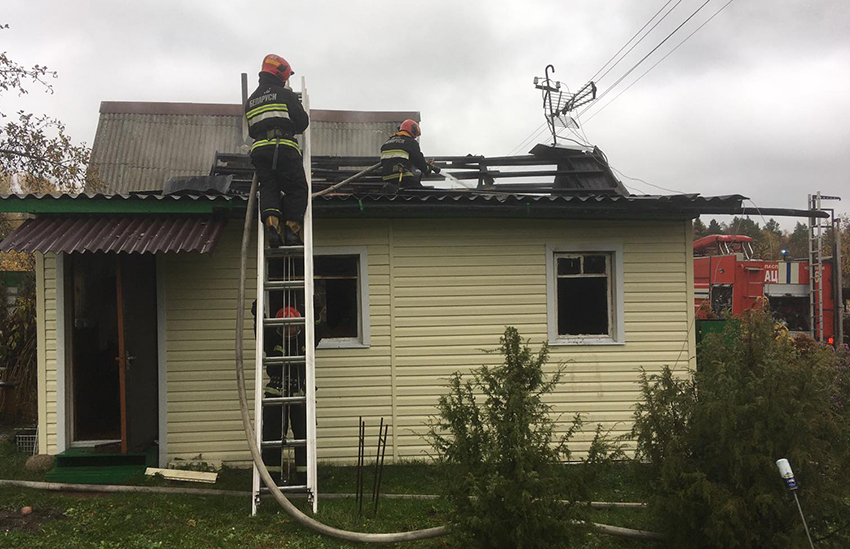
[431,165,442,174]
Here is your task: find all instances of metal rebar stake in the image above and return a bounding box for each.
[373,423,389,517]
[370,418,384,513]
[356,418,365,517]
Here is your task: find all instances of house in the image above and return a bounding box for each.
[0,99,748,469]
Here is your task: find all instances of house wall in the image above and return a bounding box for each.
[162,216,695,465]
[36,253,59,454]
[36,217,696,464]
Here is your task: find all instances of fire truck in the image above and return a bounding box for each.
[693,234,839,343]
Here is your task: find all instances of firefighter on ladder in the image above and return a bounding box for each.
[245,54,309,248]
[379,119,440,192]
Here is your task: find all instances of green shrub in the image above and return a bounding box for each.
[427,326,620,549]
[632,310,850,548]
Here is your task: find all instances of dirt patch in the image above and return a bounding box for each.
[0,508,64,533]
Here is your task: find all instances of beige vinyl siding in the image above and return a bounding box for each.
[158,216,693,465]
[387,218,693,458]
[162,225,258,464]
[36,253,59,454]
[313,220,392,460]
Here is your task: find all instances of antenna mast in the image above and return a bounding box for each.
[533,65,597,146]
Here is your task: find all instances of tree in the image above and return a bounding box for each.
[0,23,98,192]
[726,216,761,238]
[632,311,850,548]
[692,218,707,239]
[427,327,621,549]
[786,222,809,259]
[706,219,724,235]
[764,218,782,236]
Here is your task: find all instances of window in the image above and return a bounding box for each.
[314,247,370,348]
[546,243,624,345]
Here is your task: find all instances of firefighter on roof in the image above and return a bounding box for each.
[380,119,440,191]
[245,54,309,247]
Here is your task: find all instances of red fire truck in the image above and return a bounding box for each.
[693,234,838,342]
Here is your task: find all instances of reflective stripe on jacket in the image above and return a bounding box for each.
[380,133,428,180]
[244,72,308,150]
[250,138,301,154]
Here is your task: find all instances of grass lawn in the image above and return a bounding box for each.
[0,443,657,548]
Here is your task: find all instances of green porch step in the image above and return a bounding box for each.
[46,445,158,485]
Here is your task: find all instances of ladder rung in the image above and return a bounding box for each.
[262,395,307,406]
[259,485,309,493]
[264,280,305,291]
[263,317,307,327]
[263,355,306,366]
[265,246,305,257]
[261,439,307,448]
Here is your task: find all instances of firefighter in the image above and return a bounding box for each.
[379,119,440,191]
[245,54,309,247]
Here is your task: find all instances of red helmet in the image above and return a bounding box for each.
[261,54,295,83]
[399,119,421,138]
[276,306,302,338]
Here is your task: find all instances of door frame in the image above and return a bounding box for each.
[59,253,168,458]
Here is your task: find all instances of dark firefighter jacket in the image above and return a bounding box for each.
[245,72,309,155]
[380,133,431,181]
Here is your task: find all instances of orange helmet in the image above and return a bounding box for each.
[276,306,302,338]
[399,119,421,138]
[261,54,294,83]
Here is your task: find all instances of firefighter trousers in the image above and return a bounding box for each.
[251,145,308,224]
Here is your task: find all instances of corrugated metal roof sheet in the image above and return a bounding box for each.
[0,215,227,254]
[90,102,418,195]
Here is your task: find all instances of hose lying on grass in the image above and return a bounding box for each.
[0,479,663,541]
[0,480,644,508]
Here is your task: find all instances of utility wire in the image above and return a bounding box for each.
[593,0,685,84]
[611,167,685,194]
[580,0,719,119]
[506,122,548,156]
[583,0,738,123]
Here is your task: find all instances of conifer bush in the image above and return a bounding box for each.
[428,327,620,549]
[632,310,850,548]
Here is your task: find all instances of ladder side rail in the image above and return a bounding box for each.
[252,192,266,515]
[835,216,845,345]
[816,194,824,341]
[301,76,319,513]
[808,194,816,338]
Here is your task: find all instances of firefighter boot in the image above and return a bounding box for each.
[265,217,283,248]
[283,220,303,246]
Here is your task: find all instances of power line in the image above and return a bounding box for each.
[592,0,685,83]
[611,166,684,194]
[583,0,738,123]
[506,122,548,156]
[580,0,718,119]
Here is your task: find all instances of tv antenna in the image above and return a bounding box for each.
[533,65,596,145]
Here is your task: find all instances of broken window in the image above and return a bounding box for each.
[314,254,362,344]
[555,253,613,337]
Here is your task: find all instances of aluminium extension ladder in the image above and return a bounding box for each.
[807,192,825,342]
[251,77,318,515]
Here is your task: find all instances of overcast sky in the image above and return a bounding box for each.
[3,0,849,226]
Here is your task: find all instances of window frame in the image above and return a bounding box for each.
[313,246,371,349]
[545,242,625,346]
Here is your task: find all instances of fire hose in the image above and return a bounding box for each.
[236,172,450,543]
[235,170,665,543]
